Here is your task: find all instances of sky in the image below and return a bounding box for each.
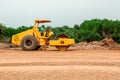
[0,0,120,27]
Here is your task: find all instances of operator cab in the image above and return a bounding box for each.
[34,19,54,39]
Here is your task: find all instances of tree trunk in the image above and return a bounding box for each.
[101,30,109,39]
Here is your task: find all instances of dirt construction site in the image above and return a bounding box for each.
[0,39,120,80]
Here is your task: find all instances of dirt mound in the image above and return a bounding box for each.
[0,36,11,43]
[0,36,19,49]
[0,43,19,49]
[72,39,120,50]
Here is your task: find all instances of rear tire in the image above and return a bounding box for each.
[21,35,38,51]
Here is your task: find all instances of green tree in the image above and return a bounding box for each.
[0,23,6,34]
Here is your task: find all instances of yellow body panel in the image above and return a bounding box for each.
[49,38,75,46]
[12,29,33,45]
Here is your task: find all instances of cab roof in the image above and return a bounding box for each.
[35,19,51,23]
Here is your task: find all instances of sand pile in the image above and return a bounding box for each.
[72,38,120,50]
[0,42,19,49]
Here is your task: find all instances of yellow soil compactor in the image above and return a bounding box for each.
[12,19,75,51]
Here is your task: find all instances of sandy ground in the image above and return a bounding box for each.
[0,47,120,80]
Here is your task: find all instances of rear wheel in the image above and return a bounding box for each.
[21,35,38,51]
